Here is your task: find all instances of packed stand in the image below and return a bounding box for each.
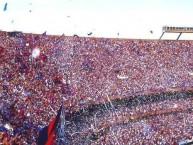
[62,91,193,144]
[1,31,193,144]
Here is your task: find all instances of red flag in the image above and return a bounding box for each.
[37,106,63,145]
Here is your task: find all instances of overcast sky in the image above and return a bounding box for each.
[0,0,193,39]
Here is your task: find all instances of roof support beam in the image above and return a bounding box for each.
[159,32,165,40]
[177,32,182,40]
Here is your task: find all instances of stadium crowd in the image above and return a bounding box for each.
[1,31,193,144]
[64,92,193,144]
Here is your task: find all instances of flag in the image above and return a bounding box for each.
[87,32,92,36]
[41,31,47,38]
[4,3,7,11]
[61,33,65,37]
[37,106,63,145]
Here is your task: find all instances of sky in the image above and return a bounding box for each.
[0,0,193,40]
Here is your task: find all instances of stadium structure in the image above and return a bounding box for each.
[1,26,193,144]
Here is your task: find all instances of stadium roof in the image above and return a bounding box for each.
[0,0,193,40]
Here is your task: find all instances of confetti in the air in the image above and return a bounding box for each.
[32,47,40,58]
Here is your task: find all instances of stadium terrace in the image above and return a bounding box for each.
[1,31,193,144]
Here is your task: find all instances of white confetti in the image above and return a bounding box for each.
[32,47,40,58]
